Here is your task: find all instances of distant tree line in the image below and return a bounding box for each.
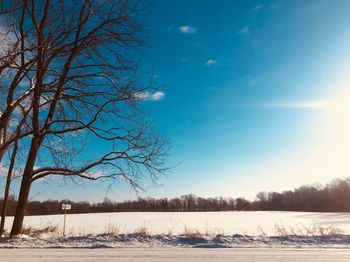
[1,178,350,215]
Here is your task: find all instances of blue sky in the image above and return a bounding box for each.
[24,0,350,201]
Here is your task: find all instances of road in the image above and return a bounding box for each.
[1,248,350,262]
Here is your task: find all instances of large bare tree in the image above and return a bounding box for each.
[0,0,168,236]
[0,4,36,236]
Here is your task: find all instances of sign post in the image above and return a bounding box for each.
[62,203,71,237]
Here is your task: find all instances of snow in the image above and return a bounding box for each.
[1,211,350,248]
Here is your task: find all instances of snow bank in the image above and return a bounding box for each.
[2,234,350,249]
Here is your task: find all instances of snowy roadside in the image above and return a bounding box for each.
[2,233,350,249]
[2,211,350,249]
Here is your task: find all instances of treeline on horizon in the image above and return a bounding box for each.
[1,178,350,215]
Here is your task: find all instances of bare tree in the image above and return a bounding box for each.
[0,6,36,236]
[0,0,168,236]
[0,104,30,236]
[0,134,18,236]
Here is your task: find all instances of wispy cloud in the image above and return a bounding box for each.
[179,25,197,34]
[252,4,262,11]
[239,100,331,109]
[133,91,165,101]
[269,4,280,10]
[0,22,16,56]
[280,100,332,109]
[248,79,257,86]
[237,26,250,35]
[0,163,8,175]
[167,25,174,32]
[205,59,217,66]
[179,57,188,62]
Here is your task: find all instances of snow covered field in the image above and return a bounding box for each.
[2,211,350,248]
[3,211,350,236]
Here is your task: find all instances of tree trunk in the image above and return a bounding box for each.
[0,147,6,163]
[10,176,31,236]
[0,123,8,195]
[0,139,18,236]
[10,139,39,237]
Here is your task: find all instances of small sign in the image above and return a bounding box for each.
[62,204,71,210]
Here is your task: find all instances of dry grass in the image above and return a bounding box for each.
[0,228,9,237]
[134,226,150,236]
[104,223,120,235]
[274,223,289,236]
[274,222,344,237]
[256,226,268,237]
[182,226,204,239]
[303,223,344,236]
[21,225,58,237]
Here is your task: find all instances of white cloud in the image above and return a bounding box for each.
[151,91,165,101]
[252,4,262,11]
[179,25,197,34]
[237,26,250,35]
[205,59,217,66]
[133,91,165,101]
